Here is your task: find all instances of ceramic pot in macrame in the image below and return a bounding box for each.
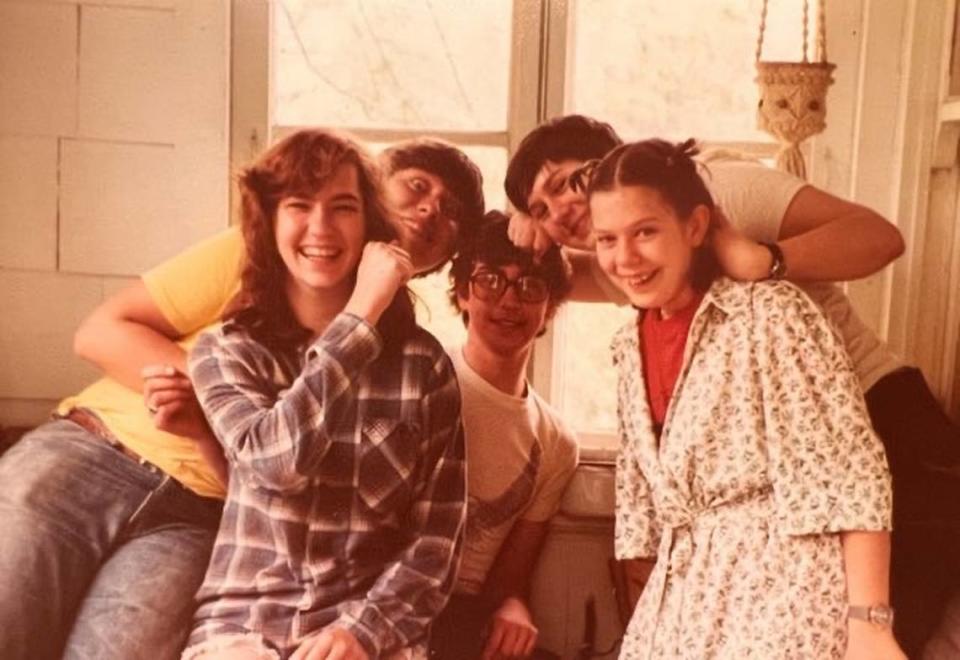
[755,0,835,179]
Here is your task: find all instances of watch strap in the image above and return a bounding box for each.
[847,604,895,627]
[760,241,787,280]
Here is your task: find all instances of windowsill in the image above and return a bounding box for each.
[558,462,615,519]
[576,431,618,465]
[578,444,617,464]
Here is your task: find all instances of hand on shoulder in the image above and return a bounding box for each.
[710,207,774,282]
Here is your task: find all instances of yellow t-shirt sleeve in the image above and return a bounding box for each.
[142,227,245,335]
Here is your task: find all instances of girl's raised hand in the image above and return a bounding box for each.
[344,241,414,325]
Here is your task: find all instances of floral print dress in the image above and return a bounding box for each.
[613,278,892,660]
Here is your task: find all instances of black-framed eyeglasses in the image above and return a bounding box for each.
[568,159,601,193]
[469,270,550,304]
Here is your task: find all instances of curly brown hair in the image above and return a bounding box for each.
[447,211,572,330]
[227,128,414,351]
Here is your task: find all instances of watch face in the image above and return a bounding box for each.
[869,606,895,626]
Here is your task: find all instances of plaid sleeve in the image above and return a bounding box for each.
[189,313,383,493]
[335,345,468,656]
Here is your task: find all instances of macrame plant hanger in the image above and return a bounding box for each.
[755,0,835,179]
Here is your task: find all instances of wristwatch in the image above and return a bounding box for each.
[760,241,787,280]
[847,604,895,628]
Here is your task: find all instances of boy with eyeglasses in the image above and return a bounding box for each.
[428,212,578,660]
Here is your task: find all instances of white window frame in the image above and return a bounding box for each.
[897,0,960,418]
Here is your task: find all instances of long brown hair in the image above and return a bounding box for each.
[227,128,415,351]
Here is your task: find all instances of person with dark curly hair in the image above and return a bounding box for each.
[428,213,577,660]
[380,138,486,275]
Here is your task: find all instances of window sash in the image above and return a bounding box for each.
[231,0,783,456]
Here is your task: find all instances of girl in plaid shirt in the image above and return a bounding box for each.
[182,129,467,660]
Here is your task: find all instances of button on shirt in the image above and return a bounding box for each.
[187,313,467,657]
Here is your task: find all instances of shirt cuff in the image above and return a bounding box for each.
[306,312,383,367]
[335,608,392,659]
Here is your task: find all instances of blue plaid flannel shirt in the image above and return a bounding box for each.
[187,312,467,657]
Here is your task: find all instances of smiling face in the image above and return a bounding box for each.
[591,184,709,318]
[526,159,594,250]
[457,262,553,359]
[274,162,365,306]
[382,167,461,274]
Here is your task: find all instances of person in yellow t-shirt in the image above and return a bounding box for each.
[0,137,485,660]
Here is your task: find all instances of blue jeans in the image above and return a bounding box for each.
[0,419,222,660]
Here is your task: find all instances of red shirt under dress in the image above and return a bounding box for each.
[639,293,704,434]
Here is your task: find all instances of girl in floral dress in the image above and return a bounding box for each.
[580,139,905,659]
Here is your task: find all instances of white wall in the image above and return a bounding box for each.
[0,0,229,426]
[810,0,960,418]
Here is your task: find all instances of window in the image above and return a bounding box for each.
[272,1,512,132]
[567,0,806,142]
[265,0,517,350]
[550,0,800,445]
[232,0,830,455]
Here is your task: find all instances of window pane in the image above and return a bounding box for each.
[272,0,513,131]
[567,0,807,142]
[409,265,465,349]
[553,302,635,434]
[457,144,508,213]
